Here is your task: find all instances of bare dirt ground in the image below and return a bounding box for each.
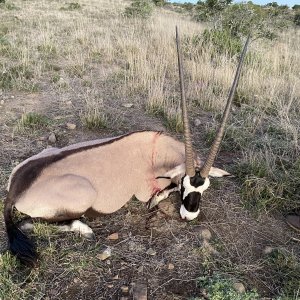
[0,71,299,299]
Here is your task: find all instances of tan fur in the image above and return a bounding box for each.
[13,131,186,219]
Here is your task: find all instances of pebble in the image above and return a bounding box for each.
[122,103,133,108]
[66,123,76,130]
[121,285,129,293]
[233,282,245,293]
[263,246,274,254]
[107,232,119,240]
[97,247,111,261]
[199,228,212,240]
[167,263,174,270]
[48,133,57,144]
[146,248,156,256]
[194,118,201,126]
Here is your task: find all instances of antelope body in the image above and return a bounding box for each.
[4,28,250,266]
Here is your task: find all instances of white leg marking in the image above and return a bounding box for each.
[59,220,95,240]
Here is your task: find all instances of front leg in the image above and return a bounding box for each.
[148,182,180,209]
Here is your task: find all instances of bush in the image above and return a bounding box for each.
[124,0,154,18]
[202,29,242,57]
[152,0,166,6]
[294,12,300,26]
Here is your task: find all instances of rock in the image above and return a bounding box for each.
[106,260,111,265]
[137,266,143,273]
[146,248,156,256]
[158,201,176,216]
[0,100,4,105]
[122,103,133,108]
[11,95,14,99]
[97,247,111,261]
[167,263,174,270]
[107,284,114,288]
[233,282,245,294]
[121,285,129,293]
[66,123,76,130]
[199,228,212,240]
[194,118,201,127]
[132,282,147,300]
[112,274,119,280]
[263,246,274,254]
[66,101,72,106]
[48,133,57,144]
[73,278,80,283]
[107,232,119,240]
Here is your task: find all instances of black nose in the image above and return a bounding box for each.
[183,191,201,212]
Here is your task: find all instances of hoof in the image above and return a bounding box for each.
[82,232,96,241]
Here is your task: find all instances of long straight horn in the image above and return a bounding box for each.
[200,35,250,178]
[176,26,195,178]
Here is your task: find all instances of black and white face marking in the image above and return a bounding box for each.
[180,171,210,221]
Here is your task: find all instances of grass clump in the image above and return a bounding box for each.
[60,2,81,11]
[264,248,300,297]
[195,274,259,300]
[17,112,50,130]
[124,0,154,18]
[0,64,37,91]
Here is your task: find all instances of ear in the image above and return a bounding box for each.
[209,167,232,178]
[162,163,185,180]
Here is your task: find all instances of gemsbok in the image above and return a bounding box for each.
[4,28,250,266]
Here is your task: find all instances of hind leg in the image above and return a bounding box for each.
[18,218,95,240]
[15,174,97,220]
[59,219,95,240]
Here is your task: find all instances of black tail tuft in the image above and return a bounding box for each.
[4,196,38,267]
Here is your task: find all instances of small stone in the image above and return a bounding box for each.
[66,123,76,130]
[107,232,119,240]
[11,95,14,99]
[263,246,274,254]
[146,248,156,256]
[106,259,111,265]
[0,100,4,105]
[122,103,133,108]
[66,101,72,106]
[137,265,143,273]
[132,282,147,300]
[199,229,212,240]
[48,133,57,144]
[97,247,111,261]
[233,282,245,294]
[107,284,114,288]
[39,136,46,141]
[112,274,119,280]
[73,278,80,283]
[121,285,129,293]
[167,263,174,270]
[194,118,201,126]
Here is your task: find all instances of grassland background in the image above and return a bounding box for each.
[0,0,300,299]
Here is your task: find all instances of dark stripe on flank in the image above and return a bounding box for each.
[9,131,161,201]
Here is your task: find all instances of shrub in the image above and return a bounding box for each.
[152,0,166,6]
[124,0,154,18]
[202,29,242,57]
[294,12,300,26]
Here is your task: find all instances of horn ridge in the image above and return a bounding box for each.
[200,35,251,178]
[176,26,195,178]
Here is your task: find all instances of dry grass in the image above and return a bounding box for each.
[0,0,300,299]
